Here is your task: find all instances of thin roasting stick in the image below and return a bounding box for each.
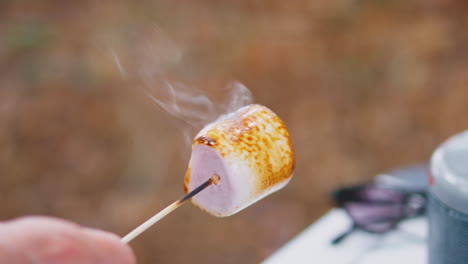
[121,174,221,244]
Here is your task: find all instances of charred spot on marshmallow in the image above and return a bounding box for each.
[195,136,217,146]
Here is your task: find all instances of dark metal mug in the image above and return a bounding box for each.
[428,131,468,264]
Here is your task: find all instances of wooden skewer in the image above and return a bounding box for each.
[121,174,221,244]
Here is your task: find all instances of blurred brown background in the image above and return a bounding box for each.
[1,0,468,263]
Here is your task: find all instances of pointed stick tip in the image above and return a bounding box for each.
[210,174,221,185]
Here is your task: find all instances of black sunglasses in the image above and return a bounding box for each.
[331,184,426,245]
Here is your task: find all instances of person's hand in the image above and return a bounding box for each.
[0,216,135,264]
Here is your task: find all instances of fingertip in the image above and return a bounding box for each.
[1,216,136,264]
[82,228,136,264]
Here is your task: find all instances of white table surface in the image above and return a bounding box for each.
[262,208,427,264]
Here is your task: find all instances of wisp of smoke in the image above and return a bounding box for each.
[143,80,253,145]
[216,82,253,121]
[109,25,253,145]
[144,80,216,128]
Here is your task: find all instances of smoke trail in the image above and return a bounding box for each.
[109,25,254,144]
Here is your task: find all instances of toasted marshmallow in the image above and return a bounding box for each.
[184,104,295,217]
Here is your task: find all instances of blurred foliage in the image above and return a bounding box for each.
[7,19,50,53]
[1,0,468,263]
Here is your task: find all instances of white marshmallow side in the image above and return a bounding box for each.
[188,144,292,217]
[188,145,254,216]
